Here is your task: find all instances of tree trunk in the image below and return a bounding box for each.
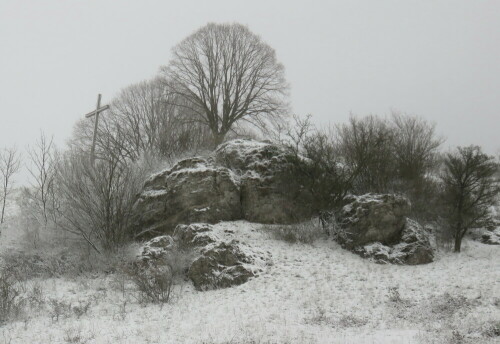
[213,132,226,148]
[0,196,6,224]
[454,234,462,253]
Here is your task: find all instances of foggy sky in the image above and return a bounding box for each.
[1,0,499,156]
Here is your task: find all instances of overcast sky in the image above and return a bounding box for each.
[1,0,499,156]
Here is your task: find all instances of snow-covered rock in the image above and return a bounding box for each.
[136,235,176,268]
[136,222,271,291]
[215,139,314,223]
[335,193,411,249]
[355,218,434,265]
[132,157,242,239]
[173,223,219,248]
[327,194,433,265]
[133,140,315,238]
[188,239,271,291]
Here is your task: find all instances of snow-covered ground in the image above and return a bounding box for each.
[1,216,499,343]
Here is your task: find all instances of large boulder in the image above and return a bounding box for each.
[188,240,271,290]
[327,193,434,265]
[135,235,176,269]
[336,194,411,249]
[355,218,434,265]
[133,140,315,238]
[173,223,220,248]
[132,158,241,239]
[215,140,314,223]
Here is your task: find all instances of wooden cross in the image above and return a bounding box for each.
[84,94,109,166]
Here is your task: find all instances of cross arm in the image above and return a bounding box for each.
[84,105,110,118]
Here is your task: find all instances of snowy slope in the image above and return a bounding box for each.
[1,221,499,344]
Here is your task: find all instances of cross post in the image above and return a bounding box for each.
[84,94,109,167]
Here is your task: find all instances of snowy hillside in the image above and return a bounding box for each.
[1,220,499,344]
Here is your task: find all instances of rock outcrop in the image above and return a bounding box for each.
[188,240,271,291]
[355,218,434,265]
[136,235,176,268]
[330,193,433,265]
[133,157,241,239]
[173,223,219,248]
[133,140,314,239]
[136,223,272,290]
[215,140,314,224]
[335,194,411,249]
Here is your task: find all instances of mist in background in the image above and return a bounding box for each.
[1,0,499,156]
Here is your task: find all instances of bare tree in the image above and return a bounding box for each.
[71,79,213,166]
[284,115,354,212]
[391,112,444,181]
[109,78,213,160]
[441,146,500,252]
[26,132,58,225]
[336,115,395,193]
[162,23,289,146]
[0,147,21,225]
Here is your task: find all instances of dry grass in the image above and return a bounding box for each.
[261,220,324,244]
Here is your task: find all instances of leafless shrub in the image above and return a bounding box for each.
[49,298,72,322]
[280,115,353,214]
[55,149,144,252]
[1,251,79,280]
[71,300,92,319]
[387,286,404,303]
[336,115,395,194]
[386,286,414,314]
[428,293,473,320]
[0,268,25,324]
[127,264,173,304]
[63,327,95,344]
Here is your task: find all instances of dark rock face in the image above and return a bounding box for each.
[132,158,241,239]
[355,218,434,265]
[336,194,411,249]
[329,193,433,265]
[188,240,270,291]
[133,140,314,239]
[215,140,314,224]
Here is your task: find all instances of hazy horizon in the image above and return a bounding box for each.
[1,0,499,156]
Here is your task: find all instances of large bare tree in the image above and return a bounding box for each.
[162,23,289,146]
